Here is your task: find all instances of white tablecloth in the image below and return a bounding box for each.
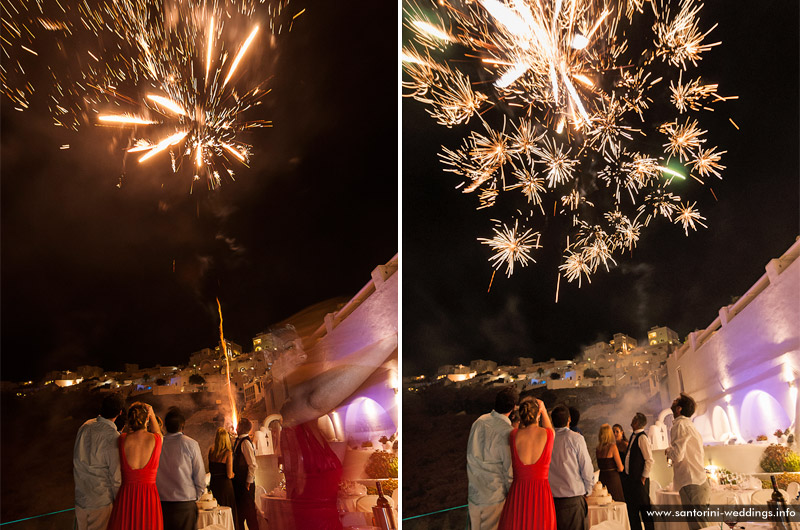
[654,490,687,530]
[197,505,234,530]
[708,487,759,505]
[588,501,630,530]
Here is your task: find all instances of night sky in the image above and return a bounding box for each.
[402,1,799,376]
[1,1,397,381]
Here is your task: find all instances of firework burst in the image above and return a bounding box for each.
[403,0,732,287]
[2,0,302,191]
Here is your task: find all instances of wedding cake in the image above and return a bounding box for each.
[197,491,218,510]
[586,482,613,505]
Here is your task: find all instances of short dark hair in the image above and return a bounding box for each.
[551,405,570,428]
[100,393,125,419]
[237,417,253,435]
[632,412,647,429]
[568,406,581,428]
[494,387,519,414]
[675,393,696,417]
[164,407,185,433]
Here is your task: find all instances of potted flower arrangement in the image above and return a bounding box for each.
[760,444,800,473]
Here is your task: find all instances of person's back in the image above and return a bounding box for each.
[515,424,548,465]
[548,405,593,530]
[156,407,205,530]
[108,401,164,530]
[124,431,156,469]
[74,393,124,530]
[497,398,556,530]
[467,387,517,530]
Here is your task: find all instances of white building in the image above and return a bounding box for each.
[663,239,800,449]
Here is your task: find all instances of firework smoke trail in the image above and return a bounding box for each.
[216,298,238,431]
[2,0,301,190]
[403,0,734,286]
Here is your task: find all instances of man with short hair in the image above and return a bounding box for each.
[233,417,259,530]
[623,412,654,530]
[466,386,519,530]
[73,393,125,530]
[666,393,709,530]
[156,407,206,530]
[549,405,594,530]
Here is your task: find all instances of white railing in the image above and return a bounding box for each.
[673,237,800,361]
[310,254,398,342]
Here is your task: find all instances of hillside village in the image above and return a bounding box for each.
[405,325,681,402]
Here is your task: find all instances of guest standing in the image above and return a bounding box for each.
[613,424,628,461]
[73,393,125,530]
[107,402,163,530]
[467,387,519,530]
[596,424,625,502]
[156,407,206,530]
[548,405,593,530]
[622,413,654,530]
[208,427,238,524]
[665,393,710,530]
[568,407,582,435]
[497,399,556,530]
[233,418,259,530]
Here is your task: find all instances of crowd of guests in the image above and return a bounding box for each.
[73,393,260,530]
[467,388,710,530]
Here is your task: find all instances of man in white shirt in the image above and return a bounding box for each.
[233,417,259,530]
[73,393,124,530]
[665,393,709,530]
[466,387,518,530]
[549,405,594,530]
[623,412,654,530]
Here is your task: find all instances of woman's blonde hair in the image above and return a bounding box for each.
[598,423,615,447]
[127,402,149,431]
[209,427,232,462]
[519,400,540,428]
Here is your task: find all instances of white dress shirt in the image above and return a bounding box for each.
[624,429,653,479]
[548,427,594,498]
[236,434,258,484]
[467,411,513,506]
[73,416,122,510]
[665,415,706,491]
[156,432,206,501]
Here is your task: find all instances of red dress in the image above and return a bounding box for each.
[107,433,163,530]
[498,428,557,530]
[281,423,344,530]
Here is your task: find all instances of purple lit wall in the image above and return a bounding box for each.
[665,240,800,446]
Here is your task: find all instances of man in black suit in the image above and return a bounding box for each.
[622,412,654,530]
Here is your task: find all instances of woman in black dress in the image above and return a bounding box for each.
[596,423,625,502]
[613,423,629,461]
[208,427,238,525]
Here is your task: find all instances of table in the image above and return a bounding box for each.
[261,495,294,529]
[197,505,234,530]
[654,488,762,530]
[709,487,759,505]
[588,501,630,530]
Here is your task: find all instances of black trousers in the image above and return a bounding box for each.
[232,479,259,530]
[161,500,198,530]
[553,496,588,530]
[622,475,654,530]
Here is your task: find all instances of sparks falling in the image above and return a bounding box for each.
[216,298,238,431]
[2,0,301,191]
[403,0,732,283]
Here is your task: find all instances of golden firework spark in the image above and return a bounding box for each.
[403,0,731,287]
[478,220,541,277]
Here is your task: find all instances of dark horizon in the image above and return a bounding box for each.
[401,0,800,376]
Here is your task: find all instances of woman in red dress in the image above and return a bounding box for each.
[498,398,556,530]
[107,402,163,530]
